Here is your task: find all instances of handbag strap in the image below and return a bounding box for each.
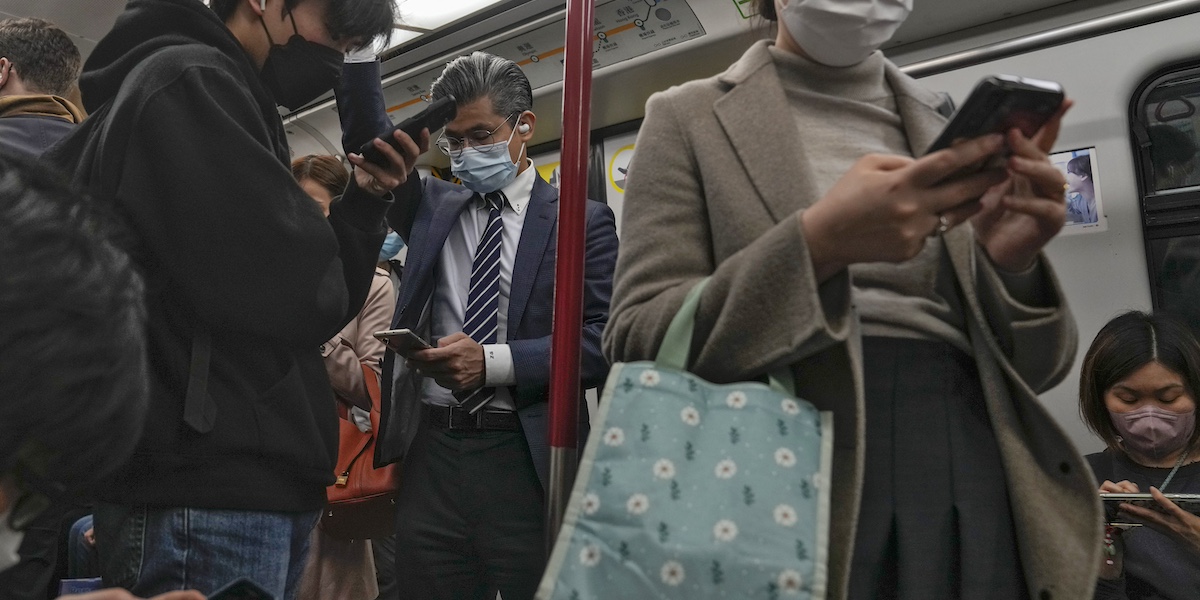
[655,278,797,396]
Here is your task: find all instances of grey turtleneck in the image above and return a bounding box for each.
[769,45,971,353]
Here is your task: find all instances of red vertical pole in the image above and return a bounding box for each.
[545,0,594,548]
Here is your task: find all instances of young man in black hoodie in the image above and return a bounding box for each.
[45,0,426,596]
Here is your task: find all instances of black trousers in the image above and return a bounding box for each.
[848,337,1028,600]
[394,420,546,600]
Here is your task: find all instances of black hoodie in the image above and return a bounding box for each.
[45,0,390,511]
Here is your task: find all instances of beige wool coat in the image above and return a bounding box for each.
[603,40,1103,599]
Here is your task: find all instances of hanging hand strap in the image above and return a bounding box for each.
[654,278,797,397]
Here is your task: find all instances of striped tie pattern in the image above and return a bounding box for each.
[458,191,505,414]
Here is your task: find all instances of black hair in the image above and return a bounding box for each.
[1067,155,1091,179]
[0,18,82,97]
[755,0,778,21]
[1079,311,1200,452]
[430,52,532,119]
[0,149,148,497]
[208,0,394,50]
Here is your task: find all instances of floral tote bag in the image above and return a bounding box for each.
[536,279,834,599]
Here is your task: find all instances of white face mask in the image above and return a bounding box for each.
[776,0,913,67]
[0,508,23,574]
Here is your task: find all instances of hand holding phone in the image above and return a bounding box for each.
[359,95,457,167]
[373,328,433,356]
[926,75,1065,156]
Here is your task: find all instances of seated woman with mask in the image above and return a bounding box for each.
[604,0,1101,598]
[1080,311,1200,600]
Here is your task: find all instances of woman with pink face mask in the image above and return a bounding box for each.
[1080,312,1200,600]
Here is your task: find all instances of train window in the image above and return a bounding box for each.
[1131,61,1200,332]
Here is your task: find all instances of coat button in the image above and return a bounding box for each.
[1040,590,1052,600]
[1059,461,1071,474]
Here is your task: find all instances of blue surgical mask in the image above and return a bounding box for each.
[451,127,524,193]
[378,231,405,262]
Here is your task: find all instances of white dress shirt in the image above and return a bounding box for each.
[421,160,536,411]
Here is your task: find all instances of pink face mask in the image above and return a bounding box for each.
[1109,405,1196,461]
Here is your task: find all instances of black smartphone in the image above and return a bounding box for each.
[373,328,433,355]
[208,577,274,600]
[359,94,457,166]
[925,75,1065,155]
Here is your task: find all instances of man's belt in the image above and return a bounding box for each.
[422,403,520,431]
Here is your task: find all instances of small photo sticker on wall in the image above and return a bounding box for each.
[1051,147,1107,235]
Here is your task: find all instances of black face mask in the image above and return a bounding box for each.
[259,12,343,110]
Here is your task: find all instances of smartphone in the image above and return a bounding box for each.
[1101,492,1200,525]
[373,328,433,355]
[359,95,457,167]
[925,75,1065,155]
[208,577,274,600]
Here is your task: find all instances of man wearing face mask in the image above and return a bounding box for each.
[44,0,426,597]
[336,51,618,599]
[606,0,1100,598]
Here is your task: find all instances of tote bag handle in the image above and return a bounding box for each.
[654,278,797,396]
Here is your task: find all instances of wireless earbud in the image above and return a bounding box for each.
[517,122,530,134]
[260,0,267,11]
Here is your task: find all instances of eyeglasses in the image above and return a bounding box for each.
[5,464,51,532]
[436,113,518,158]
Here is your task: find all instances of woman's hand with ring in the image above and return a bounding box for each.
[801,134,1007,283]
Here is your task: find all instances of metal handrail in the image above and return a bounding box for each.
[902,0,1200,78]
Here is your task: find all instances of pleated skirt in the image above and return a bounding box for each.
[848,337,1028,600]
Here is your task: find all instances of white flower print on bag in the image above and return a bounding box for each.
[680,406,701,426]
[582,492,600,515]
[579,544,601,567]
[774,504,798,527]
[726,390,748,409]
[603,427,625,446]
[780,398,801,415]
[660,560,685,586]
[775,447,797,468]
[639,369,661,387]
[715,459,737,479]
[653,458,676,480]
[778,569,803,594]
[627,493,650,515]
[713,519,738,542]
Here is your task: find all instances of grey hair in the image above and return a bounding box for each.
[430,51,533,118]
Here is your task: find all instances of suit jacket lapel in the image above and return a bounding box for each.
[508,176,557,335]
[713,41,822,222]
[395,182,475,327]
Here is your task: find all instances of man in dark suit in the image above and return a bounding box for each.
[339,51,618,600]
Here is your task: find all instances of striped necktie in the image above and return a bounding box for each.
[458,190,505,414]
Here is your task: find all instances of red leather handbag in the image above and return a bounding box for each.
[319,364,400,540]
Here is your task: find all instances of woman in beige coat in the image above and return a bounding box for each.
[603,0,1102,597]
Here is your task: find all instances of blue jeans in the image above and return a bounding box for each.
[93,503,321,599]
[68,514,100,578]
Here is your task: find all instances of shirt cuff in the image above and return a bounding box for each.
[483,344,516,387]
